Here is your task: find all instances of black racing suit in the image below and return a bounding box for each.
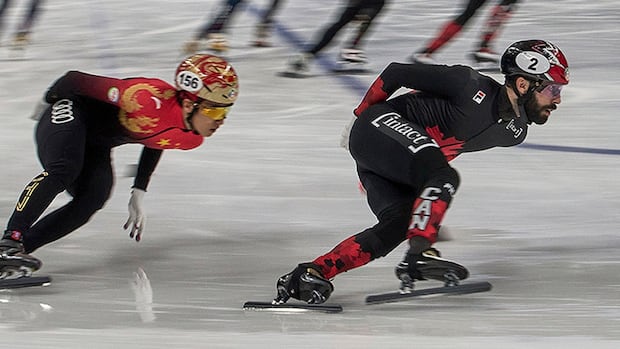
[307,0,386,55]
[313,62,529,279]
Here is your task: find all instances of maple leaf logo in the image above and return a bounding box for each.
[425,126,464,162]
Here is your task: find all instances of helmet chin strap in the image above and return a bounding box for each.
[185,102,201,135]
[511,79,540,123]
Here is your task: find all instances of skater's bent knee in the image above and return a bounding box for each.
[356,203,412,258]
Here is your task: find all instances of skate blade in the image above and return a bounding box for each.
[471,62,500,73]
[332,61,372,74]
[366,281,492,305]
[243,301,343,313]
[276,71,312,79]
[251,40,272,48]
[331,67,373,75]
[208,47,229,53]
[0,275,52,289]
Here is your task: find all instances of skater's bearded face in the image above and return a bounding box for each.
[525,83,563,125]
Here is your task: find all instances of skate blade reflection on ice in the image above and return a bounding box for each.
[130,267,156,323]
[0,291,54,325]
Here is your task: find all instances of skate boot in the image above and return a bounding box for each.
[10,32,30,51]
[206,33,229,52]
[274,262,334,304]
[183,34,229,54]
[0,235,42,279]
[182,39,202,55]
[470,47,500,64]
[252,23,272,47]
[395,248,468,293]
[336,48,368,72]
[409,51,436,65]
[283,53,313,77]
[339,48,367,64]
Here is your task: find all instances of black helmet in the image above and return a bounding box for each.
[500,40,569,85]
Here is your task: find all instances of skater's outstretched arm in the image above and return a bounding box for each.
[125,147,163,242]
[354,62,470,116]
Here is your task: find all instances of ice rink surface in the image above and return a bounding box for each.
[1,0,619,348]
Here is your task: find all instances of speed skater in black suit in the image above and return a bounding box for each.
[275,39,569,304]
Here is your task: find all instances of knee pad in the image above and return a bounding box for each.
[433,166,460,196]
[407,166,460,243]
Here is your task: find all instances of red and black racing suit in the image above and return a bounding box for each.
[5,71,204,253]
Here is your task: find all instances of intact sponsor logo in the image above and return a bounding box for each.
[371,112,438,154]
[473,90,486,104]
[506,119,523,138]
[50,99,75,124]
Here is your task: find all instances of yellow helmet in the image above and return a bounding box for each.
[175,54,239,106]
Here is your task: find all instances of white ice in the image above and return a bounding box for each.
[1,0,619,348]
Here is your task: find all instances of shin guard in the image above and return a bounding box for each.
[312,236,372,279]
[406,168,459,243]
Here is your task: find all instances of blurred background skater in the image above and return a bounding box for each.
[410,0,519,65]
[183,0,245,54]
[0,0,43,50]
[183,0,285,53]
[252,0,285,47]
[285,0,387,76]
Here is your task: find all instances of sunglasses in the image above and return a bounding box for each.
[537,83,563,99]
[200,106,229,121]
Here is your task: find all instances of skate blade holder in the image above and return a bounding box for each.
[273,285,291,304]
[443,271,460,287]
[308,290,327,304]
[398,273,415,294]
[0,265,33,279]
[398,272,459,294]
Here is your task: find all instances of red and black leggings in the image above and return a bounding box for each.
[312,104,459,279]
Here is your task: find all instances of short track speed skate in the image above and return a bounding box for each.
[366,248,491,305]
[277,53,314,78]
[0,262,51,290]
[331,62,372,75]
[242,301,342,313]
[469,49,501,73]
[0,237,50,289]
[252,23,272,47]
[244,263,342,313]
[332,48,372,74]
[471,63,501,73]
[365,280,491,305]
[0,275,52,289]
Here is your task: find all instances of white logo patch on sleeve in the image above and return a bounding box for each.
[473,90,486,104]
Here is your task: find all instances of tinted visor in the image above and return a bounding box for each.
[537,83,563,98]
[200,106,229,121]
